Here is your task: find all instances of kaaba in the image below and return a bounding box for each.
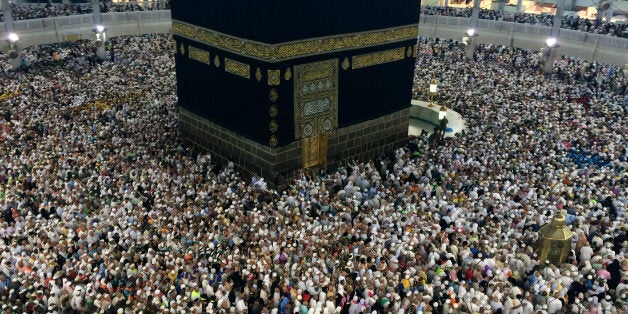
[172,0,420,181]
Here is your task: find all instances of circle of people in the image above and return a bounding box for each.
[0,34,627,314]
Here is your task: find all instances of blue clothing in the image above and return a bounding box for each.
[279,296,289,313]
[528,274,538,287]
[0,278,9,291]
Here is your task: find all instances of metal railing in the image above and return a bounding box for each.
[2,10,171,32]
[1,11,625,63]
[419,14,628,50]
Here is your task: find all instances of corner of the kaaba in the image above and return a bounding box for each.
[172,0,421,185]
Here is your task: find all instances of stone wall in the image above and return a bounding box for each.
[327,108,410,169]
[179,107,299,180]
[179,107,409,184]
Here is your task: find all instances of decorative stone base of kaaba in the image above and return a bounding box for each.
[179,107,409,185]
[326,108,409,168]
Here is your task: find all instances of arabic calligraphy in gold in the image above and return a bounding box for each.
[351,47,406,69]
[267,70,280,86]
[341,58,350,70]
[293,59,338,140]
[269,135,278,148]
[172,20,419,62]
[269,89,278,103]
[224,58,250,79]
[269,121,278,133]
[269,105,278,118]
[188,46,210,65]
[255,68,262,81]
[284,68,292,81]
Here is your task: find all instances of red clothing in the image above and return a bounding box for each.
[465,269,474,281]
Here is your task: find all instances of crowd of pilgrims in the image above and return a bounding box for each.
[1,3,626,38]
[0,34,626,313]
[420,5,627,38]
[0,1,170,22]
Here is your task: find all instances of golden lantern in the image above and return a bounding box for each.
[428,79,438,107]
[538,213,573,265]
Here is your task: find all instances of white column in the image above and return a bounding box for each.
[96,45,107,60]
[92,0,102,24]
[544,0,565,74]
[551,0,565,38]
[543,47,557,74]
[1,0,14,32]
[466,36,475,59]
[595,7,605,22]
[498,0,506,12]
[470,0,481,26]
[466,0,481,60]
[516,0,523,13]
[605,0,615,22]
[2,0,20,69]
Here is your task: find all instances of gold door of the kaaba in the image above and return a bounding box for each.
[293,59,338,169]
[302,133,328,169]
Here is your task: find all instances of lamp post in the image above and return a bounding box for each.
[543,37,559,75]
[465,28,478,60]
[6,32,21,69]
[538,213,573,265]
[466,0,480,59]
[429,79,438,107]
[543,0,565,75]
[6,32,19,59]
[93,25,107,60]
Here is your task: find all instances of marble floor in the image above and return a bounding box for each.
[408,100,466,137]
